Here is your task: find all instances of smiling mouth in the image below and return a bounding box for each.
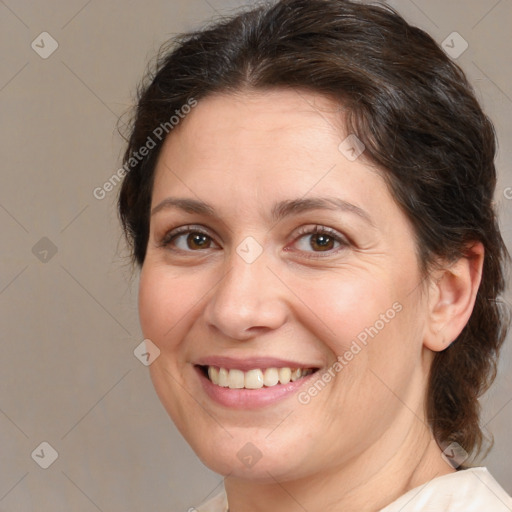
[199,365,318,390]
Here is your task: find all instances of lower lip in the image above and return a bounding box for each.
[196,367,317,409]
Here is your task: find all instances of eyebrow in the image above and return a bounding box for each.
[151,197,215,217]
[151,196,374,226]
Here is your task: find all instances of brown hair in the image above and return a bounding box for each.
[118,0,510,460]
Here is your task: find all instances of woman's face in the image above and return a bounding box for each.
[139,89,433,481]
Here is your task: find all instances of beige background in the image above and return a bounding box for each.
[1,0,511,510]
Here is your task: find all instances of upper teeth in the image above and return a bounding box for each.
[207,366,313,389]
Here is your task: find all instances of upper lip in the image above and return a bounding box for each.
[194,356,321,372]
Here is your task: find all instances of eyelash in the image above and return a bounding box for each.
[290,225,349,257]
[159,224,349,258]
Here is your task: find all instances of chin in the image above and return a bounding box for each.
[186,429,314,483]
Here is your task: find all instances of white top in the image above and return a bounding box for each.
[193,467,512,512]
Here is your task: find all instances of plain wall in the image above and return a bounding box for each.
[1,0,511,510]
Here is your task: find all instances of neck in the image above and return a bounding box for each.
[224,421,454,512]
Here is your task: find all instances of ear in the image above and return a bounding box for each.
[423,242,484,352]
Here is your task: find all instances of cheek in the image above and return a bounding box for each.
[138,264,199,347]
[292,270,400,351]
[138,265,204,435]
[292,268,422,403]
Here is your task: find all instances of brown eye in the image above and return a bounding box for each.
[309,233,335,251]
[292,226,348,256]
[161,227,218,252]
[186,233,212,250]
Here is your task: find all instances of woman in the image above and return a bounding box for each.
[118,0,512,510]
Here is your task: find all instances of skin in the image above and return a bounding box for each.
[138,89,484,512]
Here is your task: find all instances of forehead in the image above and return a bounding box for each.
[157,89,372,178]
[151,89,394,222]
[161,90,343,163]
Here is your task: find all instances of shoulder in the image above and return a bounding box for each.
[189,469,512,512]
[380,467,512,512]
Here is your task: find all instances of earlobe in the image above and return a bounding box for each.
[423,242,484,352]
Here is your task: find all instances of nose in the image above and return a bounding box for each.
[203,248,288,340]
